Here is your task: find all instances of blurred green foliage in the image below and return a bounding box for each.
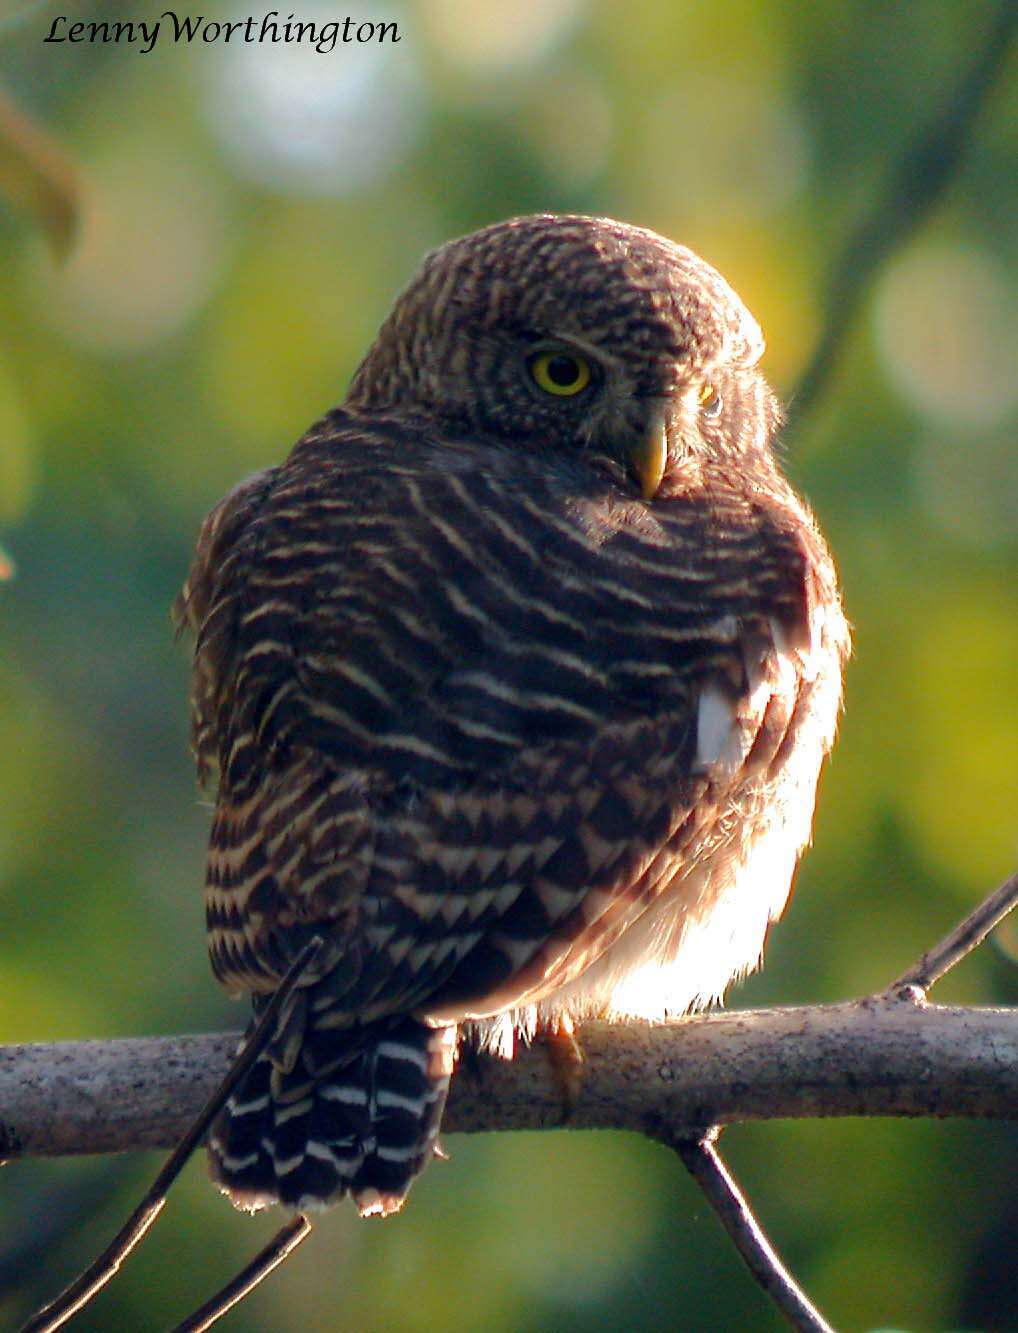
[1,1,1016,1329]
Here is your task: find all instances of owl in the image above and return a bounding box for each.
[175,214,849,1220]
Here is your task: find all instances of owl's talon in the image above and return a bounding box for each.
[543,1014,585,1122]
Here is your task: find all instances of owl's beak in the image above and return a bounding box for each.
[626,408,668,500]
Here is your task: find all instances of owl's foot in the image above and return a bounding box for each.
[542,1013,585,1122]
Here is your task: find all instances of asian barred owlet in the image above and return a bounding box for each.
[175,214,849,1219]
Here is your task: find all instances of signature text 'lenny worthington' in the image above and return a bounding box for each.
[43,12,401,55]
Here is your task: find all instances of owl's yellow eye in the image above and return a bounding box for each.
[699,384,723,418]
[529,351,592,397]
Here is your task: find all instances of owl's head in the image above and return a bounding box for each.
[347,214,782,499]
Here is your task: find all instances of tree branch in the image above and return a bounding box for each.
[170,1216,313,1333]
[9,874,1017,1333]
[2,998,1015,1163]
[890,868,1018,994]
[671,1130,834,1333]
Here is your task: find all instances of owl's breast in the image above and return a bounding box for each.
[223,432,788,786]
[191,417,848,1034]
[466,591,848,1052]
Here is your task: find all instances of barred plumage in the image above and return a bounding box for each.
[176,214,849,1217]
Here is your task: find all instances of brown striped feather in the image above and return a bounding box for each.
[183,415,846,1027]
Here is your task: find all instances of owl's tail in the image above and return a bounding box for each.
[207,1013,457,1217]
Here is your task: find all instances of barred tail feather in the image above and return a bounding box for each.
[208,1016,457,1218]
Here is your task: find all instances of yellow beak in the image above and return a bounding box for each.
[626,412,668,500]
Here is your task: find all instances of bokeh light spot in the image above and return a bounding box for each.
[646,74,809,217]
[421,0,585,75]
[202,4,425,194]
[27,146,230,353]
[875,243,1017,428]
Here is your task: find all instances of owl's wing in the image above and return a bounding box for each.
[174,468,280,787]
[183,415,838,1023]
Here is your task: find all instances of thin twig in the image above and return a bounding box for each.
[890,869,1018,995]
[170,1215,314,1333]
[19,937,323,1333]
[672,1130,835,1333]
[787,0,1018,428]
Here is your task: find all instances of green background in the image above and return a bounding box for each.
[1,1,1015,1329]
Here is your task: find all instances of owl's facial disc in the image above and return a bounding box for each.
[520,333,674,497]
[346,215,778,491]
